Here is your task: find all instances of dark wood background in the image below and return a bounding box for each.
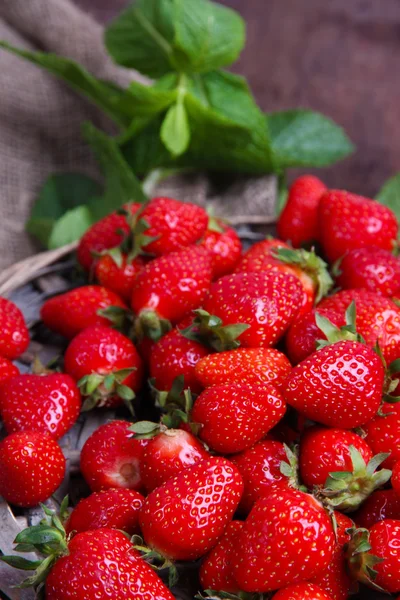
[75,0,400,197]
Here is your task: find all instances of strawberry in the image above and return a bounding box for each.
[138,427,210,493]
[236,240,333,314]
[139,457,243,560]
[336,246,400,298]
[0,373,81,439]
[94,251,146,302]
[363,403,400,469]
[66,488,144,536]
[64,325,143,409]
[285,307,345,365]
[131,245,213,341]
[203,271,303,348]
[191,382,286,454]
[231,439,290,514]
[0,356,19,382]
[77,203,140,271]
[319,190,398,263]
[80,420,149,492]
[0,430,65,507]
[272,582,334,599]
[310,512,354,600]
[41,285,127,340]
[194,347,292,389]
[283,340,385,428]
[231,487,335,592]
[200,218,242,278]
[393,462,400,497]
[354,490,400,529]
[347,520,400,593]
[0,297,29,359]
[199,520,243,594]
[277,175,327,248]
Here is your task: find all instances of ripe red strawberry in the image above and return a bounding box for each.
[272,583,334,599]
[41,285,127,340]
[0,356,19,382]
[200,218,242,278]
[347,520,400,593]
[231,439,290,514]
[139,428,209,493]
[80,420,149,492]
[95,252,146,302]
[191,382,286,454]
[285,307,345,365]
[363,403,400,469]
[283,341,385,428]
[354,490,400,529]
[137,196,208,256]
[393,462,400,496]
[0,373,81,439]
[64,325,143,409]
[0,430,65,507]
[310,512,354,600]
[77,203,140,271]
[199,520,243,594]
[150,317,209,394]
[66,488,144,536]
[131,245,213,340]
[336,246,400,297]
[194,347,292,389]
[203,271,303,348]
[231,487,335,592]
[277,175,327,248]
[319,190,398,263]
[0,297,29,359]
[139,457,243,560]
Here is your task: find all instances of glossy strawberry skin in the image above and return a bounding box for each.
[272,582,334,599]
[199,520,244,594]
[299,427,373,488]
[46,528,175,600]
[231,488,335,592]
[0,431,65,507]
[285,307,345,365]
[139,457,243,561]
[283,341,385,428]
[80,420,149,492]
[139,197,208,256]
[336,246,400,297]
[363,403,400,469]
[64,326,143,407]
[0,357,19,383]
[231,439,289,514]
[192,383,286,454]
[200,219,242,278]
[393,462,400,497]
[141,429,209,493]
[277,175,327,248]
[66,488,144,536]
[95,254,145,302]
[203,271,303,348]
[319,190,398,263]
[367,519,400,593]
[41,286,127,340]
[354,490,400,529]
[0,297,29,359]
[194,347,292,389]
[0,373,81,439]
[131,245,213,323]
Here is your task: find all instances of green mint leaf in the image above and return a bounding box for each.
[48,206,94,249]
[105,0,176,77]
[0,42,132,127]
[173,0,245,72]
[160,100,191,156]
[375,173,400,221]
[127,80,176,118]
[267,109,355,169]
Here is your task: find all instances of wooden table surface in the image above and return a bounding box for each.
[75,0,400,198]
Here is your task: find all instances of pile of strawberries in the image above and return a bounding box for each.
[0,178,400,600]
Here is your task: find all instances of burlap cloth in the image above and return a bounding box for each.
[0,0,276,270]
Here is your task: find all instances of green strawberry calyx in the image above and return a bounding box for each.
[180,309,249,352]
[135,309,172,343]
[316,445,392,512]
[131,534,179,588]
[97,304,134,334]
[78,367,136,414]
[279,444,307,492]
[345,527,386,592]
[315,301,365,349]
